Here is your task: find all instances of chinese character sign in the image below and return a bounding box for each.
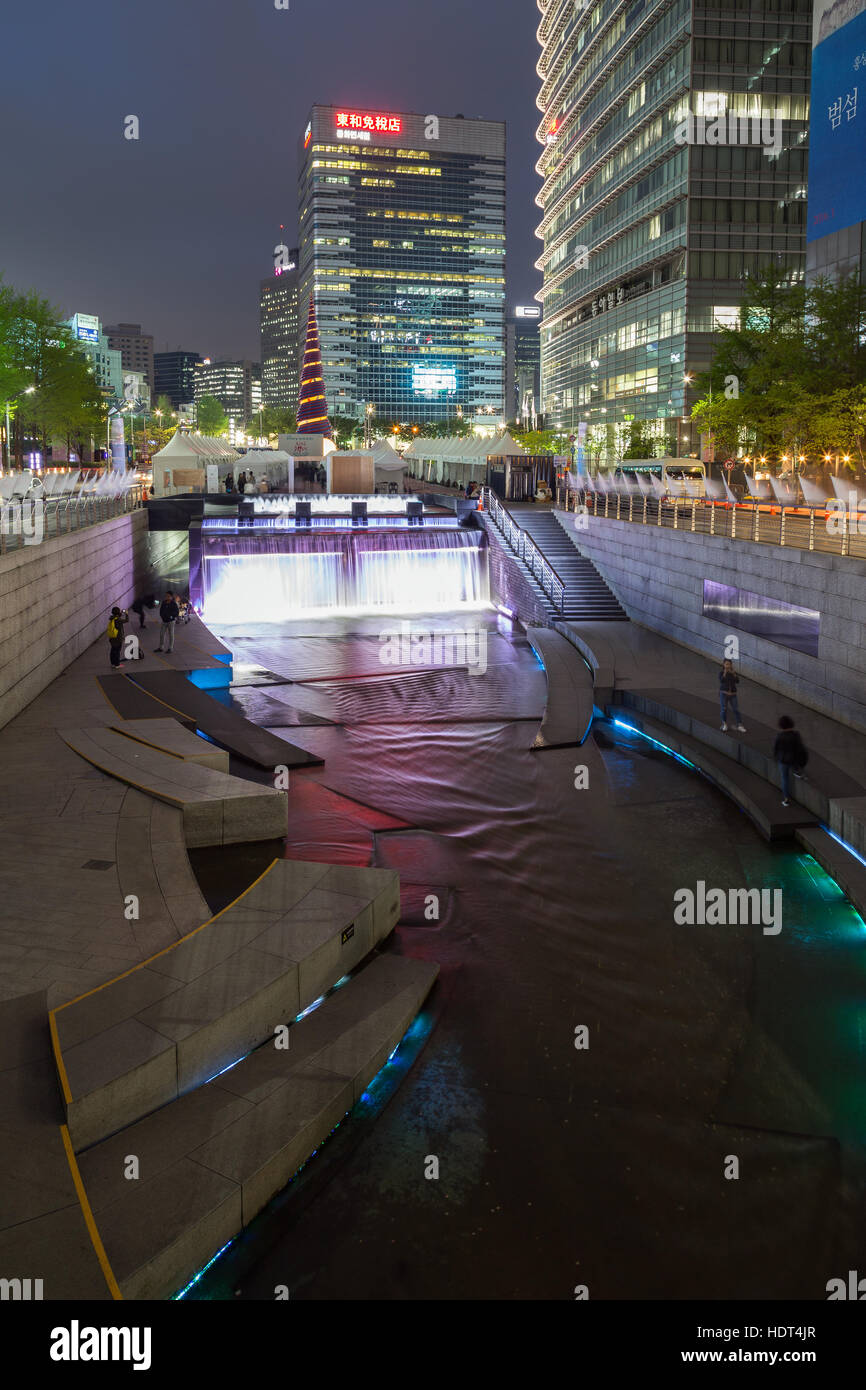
[336,111,402,135]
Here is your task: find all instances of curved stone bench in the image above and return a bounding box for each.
[51,859,401,1150]
[0,990,113,1300]
[526,626,595,750]
[59,726,287,848]
[609,707,817,841]
[77,953,438,1300]
[110,718,230,773]
[116,788,213,961]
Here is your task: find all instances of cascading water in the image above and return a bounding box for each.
[202,527,489,622]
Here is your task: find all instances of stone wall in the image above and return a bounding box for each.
[554,510,866,732]
[479,517,551,629]
[0,512,151,729]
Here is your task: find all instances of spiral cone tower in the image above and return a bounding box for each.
[296,296,333,438]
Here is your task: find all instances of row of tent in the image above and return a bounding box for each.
[402,430,527,464]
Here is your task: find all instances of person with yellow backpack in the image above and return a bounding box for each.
[107,607,128,668]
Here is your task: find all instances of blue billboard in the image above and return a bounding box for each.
[808,4,866,243]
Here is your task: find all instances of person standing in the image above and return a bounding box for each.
[719,658,747,732]
[130,593,156,630]
[155,591,179,653]
[224,473,234,494]
[774,715,808,806]
[107,607,128,668]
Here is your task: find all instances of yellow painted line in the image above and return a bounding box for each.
[109,725,189,762]
[51,859,279,1016]
[49,1008,72,1106]
[58,735,187,807]
[94,674,125,718]
[125,680,196,721]
[60,1124,123,1300]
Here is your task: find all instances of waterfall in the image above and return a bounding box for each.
[202,528,489,621]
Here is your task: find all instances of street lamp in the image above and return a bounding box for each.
[3,385,35,471]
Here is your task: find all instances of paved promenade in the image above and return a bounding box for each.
[0,616,223,1007]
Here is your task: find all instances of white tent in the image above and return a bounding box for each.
[151,432,239,496]
[237,448,293,493]
[369,439,407,490]
[485,431,527,458]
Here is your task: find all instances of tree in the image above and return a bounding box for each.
[23,346,107,465]
[196,394,228,436]
[621,421,658,459]
[689,266,866,466]
[244,405,297,441]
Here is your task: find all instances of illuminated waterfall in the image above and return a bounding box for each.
[202,529,489,622]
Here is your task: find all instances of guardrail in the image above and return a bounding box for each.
[556,484,866,560]
[482,487,566,612]
[0,486,145,555]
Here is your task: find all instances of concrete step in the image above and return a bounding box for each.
[109,718,230,773]
[77,953,439,1299]
[52,859,401,1150]
[60,726,287,848]
[607,706,819,842]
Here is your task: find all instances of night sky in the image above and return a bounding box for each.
[2,0,542,362]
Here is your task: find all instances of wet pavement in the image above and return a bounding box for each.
[187,610,866,1300]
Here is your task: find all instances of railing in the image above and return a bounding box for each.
[555,484,866,561]
[482,487,566,613]
[0,486,144,555]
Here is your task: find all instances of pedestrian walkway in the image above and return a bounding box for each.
[559,618,866,903]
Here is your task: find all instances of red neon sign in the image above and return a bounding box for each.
[336,110,402,134]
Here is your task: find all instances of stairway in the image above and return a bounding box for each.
[505,506,628,622]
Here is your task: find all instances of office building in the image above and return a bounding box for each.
[807,0,866,284]
[105,322,154,394]
[67,313,124,403]
[260,251,300,410]
[298,104,506,426]
[505,306,541,427]
[536,0,811,461]
[154,350,202,408]
[193,359,259,423]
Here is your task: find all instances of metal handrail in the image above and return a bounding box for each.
[482,488,566,613]
[0,486,144,554]
[555,482,866,560]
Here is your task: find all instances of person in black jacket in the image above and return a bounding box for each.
[719,658,746,732]
[130,593,156,630]
[774,715,808,806]
[155,592,180,653]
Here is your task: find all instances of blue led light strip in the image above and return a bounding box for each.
[611,718,697,770]
[822,826,866,872]
[172,1007,431,1298]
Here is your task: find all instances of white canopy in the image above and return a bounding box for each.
[151,432,239,495]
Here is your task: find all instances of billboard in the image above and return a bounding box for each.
[807,1,866,242]
[412,365,457,395]
[73,312,100,343]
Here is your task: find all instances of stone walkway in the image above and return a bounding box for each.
[0,620,219,1008]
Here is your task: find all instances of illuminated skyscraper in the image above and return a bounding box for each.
[536,0,811,460]
[298,104,506,427]
[260,249,300,410]
[296,296,333,437]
